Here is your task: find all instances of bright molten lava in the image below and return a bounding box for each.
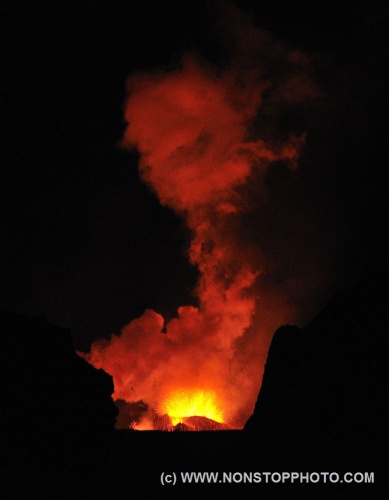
[160,390,224,426]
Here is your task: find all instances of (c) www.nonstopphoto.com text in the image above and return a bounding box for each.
[160,471,374,486]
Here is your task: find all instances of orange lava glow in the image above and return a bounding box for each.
[160,389,224,426]
[79,8,322,430]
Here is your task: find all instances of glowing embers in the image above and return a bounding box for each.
[160,389,224,427]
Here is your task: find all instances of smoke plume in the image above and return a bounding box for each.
[81,3,326,429]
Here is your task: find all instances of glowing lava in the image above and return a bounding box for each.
[160,389,224,426]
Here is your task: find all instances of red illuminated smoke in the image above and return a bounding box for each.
[81,22,321,429]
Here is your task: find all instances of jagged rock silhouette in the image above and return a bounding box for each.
[1,266,386,497]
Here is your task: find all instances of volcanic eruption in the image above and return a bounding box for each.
[80,5,324,430]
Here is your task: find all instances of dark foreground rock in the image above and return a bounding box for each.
[0,310,117,496]
[244,266,387,472]
[1,267,387,498]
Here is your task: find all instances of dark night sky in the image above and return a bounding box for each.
[2,1,388,350]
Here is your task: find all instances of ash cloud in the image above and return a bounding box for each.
[81,1,333,429]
